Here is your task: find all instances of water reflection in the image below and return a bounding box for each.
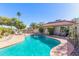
[30,33,60,49]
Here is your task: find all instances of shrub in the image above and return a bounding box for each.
[6,28,14,34]
[39,27,44,33]
[0,27,14,36]
[0,35,2,38]
[47,27,55,35]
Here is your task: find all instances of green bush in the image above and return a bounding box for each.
[39,27,44,33]
[6,28,14,34]
[47,27,55,35]
[0,27,14,36]
[0,35,2,38]
[60,26,69,33]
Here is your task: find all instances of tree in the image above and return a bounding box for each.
[38,22,44,28]
[0,16,4,27]
[10,18,17,29]
[39,27,44,33]
[0,16,26,36]
[0,16,11,26]
[16,12,21,20]
[30,23,38,29]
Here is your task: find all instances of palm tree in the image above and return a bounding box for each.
[16,12,21,20]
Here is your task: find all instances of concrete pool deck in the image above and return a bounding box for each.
[49,36,74,56]
[0,34,30,48]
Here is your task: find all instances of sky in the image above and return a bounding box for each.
[0,3,79,26]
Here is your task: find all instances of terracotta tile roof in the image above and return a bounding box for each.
[43,21,75,27]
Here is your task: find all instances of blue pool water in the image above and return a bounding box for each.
[0,35,60,56]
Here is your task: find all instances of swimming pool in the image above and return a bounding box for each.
[0,34,60,56]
